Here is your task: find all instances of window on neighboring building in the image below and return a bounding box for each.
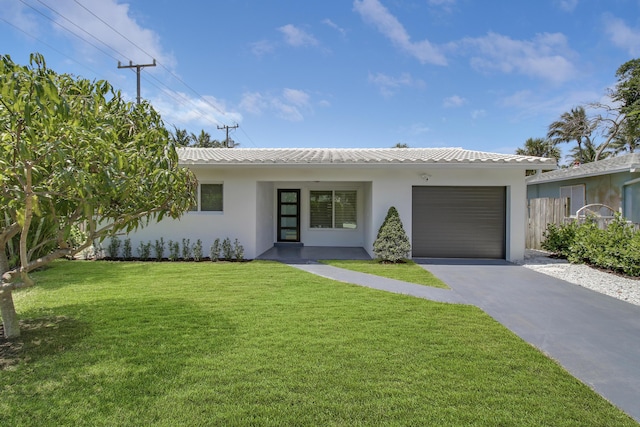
[192,183,223,212]
[310,190,357,229]
[560,184,585,216]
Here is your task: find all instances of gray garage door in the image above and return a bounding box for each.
[412,186,506,259]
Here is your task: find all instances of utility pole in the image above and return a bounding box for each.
[217,124,239,147]
[117,59,156,104]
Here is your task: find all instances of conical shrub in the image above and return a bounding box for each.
[373,206,411,262]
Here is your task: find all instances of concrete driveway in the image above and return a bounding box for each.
[291,257,640,423]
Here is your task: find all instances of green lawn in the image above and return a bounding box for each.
[1,260,636,426]
[320,259,449,288]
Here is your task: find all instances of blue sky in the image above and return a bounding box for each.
[1,0,639,156]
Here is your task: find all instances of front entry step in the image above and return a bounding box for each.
[274,242,304,248]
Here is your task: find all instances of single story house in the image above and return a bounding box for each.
[128,147,553,262]
[526,153,640,223]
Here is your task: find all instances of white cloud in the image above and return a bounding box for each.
[283,88,311,106]
[278,24,319,47]
[368,72,426,97]
[603,15,640,56]
[353,0,447,66]
[471,109,486,119]
[153,90,242,130]
[322,19,346,36]
[499,88,602,121]
[250,40,275,57]
[443,95,467,108]
[459,32,576,84]
[36,0,176,67]
[240,89,313,122]
[555,0,578,12]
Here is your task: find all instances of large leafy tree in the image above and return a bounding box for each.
[0,54,197,338]
[610,119,640,154]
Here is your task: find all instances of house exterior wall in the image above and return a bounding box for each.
[527,171,640,223]
[126,164,527,261]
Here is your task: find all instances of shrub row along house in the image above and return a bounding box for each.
[127,147,553,262]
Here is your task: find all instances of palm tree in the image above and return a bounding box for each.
[547,107,595,164]
[515,137,561,175]
[169,126,192,146]
[568,139,612,164]
[609,119,640,154]
[190,130,224,148]
[515,137,561,161]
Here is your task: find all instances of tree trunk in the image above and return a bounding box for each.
[1,289,20,339]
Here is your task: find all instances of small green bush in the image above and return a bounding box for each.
[123,238,132,259]
[154,238,165,261]
[137,241,151,260]
[193,239,203,262]
[107,236,121,259]
[373,206,411,263]
[542,214,640,276]
[541,221,578,258]
[182,238,192,260]
[233,238,244,261]
[168,240,180,261]
[222,238,233,260]
[210,238,221,262]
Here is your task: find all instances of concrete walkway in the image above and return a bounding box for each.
[289,259,640,423]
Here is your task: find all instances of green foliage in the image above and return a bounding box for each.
[168,240,180,261]
[137,241,151,261]
[192,239,203,262]
[221,237,233,260]
[373,207,411,263]
[542,214,640,276]
[0,53,197,272]
[1,52,198,336]
[233,238,244,261]
[154,238,165,261]
[210,238,220,262]
[541,221,579,258]
[122,238,132,259]
[107,236,121,259]
[181,238,191,260]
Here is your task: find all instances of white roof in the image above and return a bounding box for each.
[178,147,553,168]
[527,153,640,184]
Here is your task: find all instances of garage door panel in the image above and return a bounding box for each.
[412,186,505,259]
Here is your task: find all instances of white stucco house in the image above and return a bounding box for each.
[127,147,553,262]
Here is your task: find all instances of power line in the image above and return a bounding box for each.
[73,0,229,119]
[4,1,261,145]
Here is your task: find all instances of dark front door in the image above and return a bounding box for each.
[278,189,300,242]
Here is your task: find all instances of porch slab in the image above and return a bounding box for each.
[256,246,371,262]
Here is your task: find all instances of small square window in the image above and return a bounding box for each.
[201,184,223,212]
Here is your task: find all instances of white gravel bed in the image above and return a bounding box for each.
[517,250,640,306]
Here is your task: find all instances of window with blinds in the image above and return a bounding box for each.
[310,190,356,229]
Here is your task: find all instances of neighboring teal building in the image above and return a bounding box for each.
[526,153,640,224]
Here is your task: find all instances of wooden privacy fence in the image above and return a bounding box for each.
[526,197,568,250]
